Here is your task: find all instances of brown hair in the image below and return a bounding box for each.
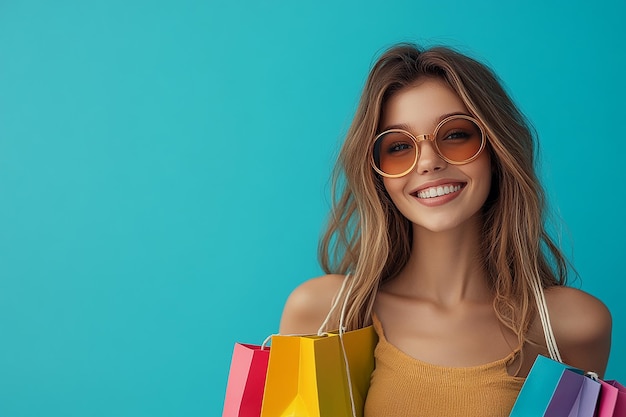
[318,43,567,351]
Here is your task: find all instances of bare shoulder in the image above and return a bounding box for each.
[544,286,612,342]
[544,286,612,377]
[279,274,346,335]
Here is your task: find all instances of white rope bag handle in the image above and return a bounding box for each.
[530,273,562,362]
[317,274,358,417]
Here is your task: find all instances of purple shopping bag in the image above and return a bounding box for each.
[222,343,270,417]
[544,369,600,417]
[508,355,601,417]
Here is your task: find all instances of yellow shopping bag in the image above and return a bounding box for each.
[260,325,377,417]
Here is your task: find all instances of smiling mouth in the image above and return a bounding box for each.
[414,184,464,199]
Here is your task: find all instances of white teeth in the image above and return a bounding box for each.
[417,184,462,199]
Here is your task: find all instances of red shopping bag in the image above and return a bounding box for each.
[222,342,270,417]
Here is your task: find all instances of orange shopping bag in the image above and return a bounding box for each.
[260,325,376,417]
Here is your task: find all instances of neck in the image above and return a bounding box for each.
[385,215,492,306]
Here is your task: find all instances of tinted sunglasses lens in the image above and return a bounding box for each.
[373,131,416,176]
[435,118,484,163]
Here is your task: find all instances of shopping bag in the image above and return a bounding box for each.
[596,379,626,417]
[508,354,601,417]
[260,325,377,417]
[222,342,271,417]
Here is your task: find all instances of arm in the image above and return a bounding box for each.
[545,286,612,378]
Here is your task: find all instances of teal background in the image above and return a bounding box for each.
[0,0,624,416]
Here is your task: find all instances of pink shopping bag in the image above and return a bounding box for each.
[222,343,270,417]
[596,379,626,417]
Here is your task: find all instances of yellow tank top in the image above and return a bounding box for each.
[365,315,525,417]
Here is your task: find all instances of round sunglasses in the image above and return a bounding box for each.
[371,114,487,178]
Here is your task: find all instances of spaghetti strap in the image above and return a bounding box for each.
[371,312,521,370]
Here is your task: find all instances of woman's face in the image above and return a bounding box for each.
[379,77,492,234]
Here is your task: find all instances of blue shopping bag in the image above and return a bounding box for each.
[509,355,601,417]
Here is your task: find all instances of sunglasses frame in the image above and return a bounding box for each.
[370,114,488,178]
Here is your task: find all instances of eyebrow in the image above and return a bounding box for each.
[380,111,472,133]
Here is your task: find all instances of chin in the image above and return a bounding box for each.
[412,213,482,234]
[415,222,464,234]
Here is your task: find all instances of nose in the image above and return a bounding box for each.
[415,139,447,174]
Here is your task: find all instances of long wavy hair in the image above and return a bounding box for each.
[318,44,568,351]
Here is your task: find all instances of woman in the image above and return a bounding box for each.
[279,44,611,416]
